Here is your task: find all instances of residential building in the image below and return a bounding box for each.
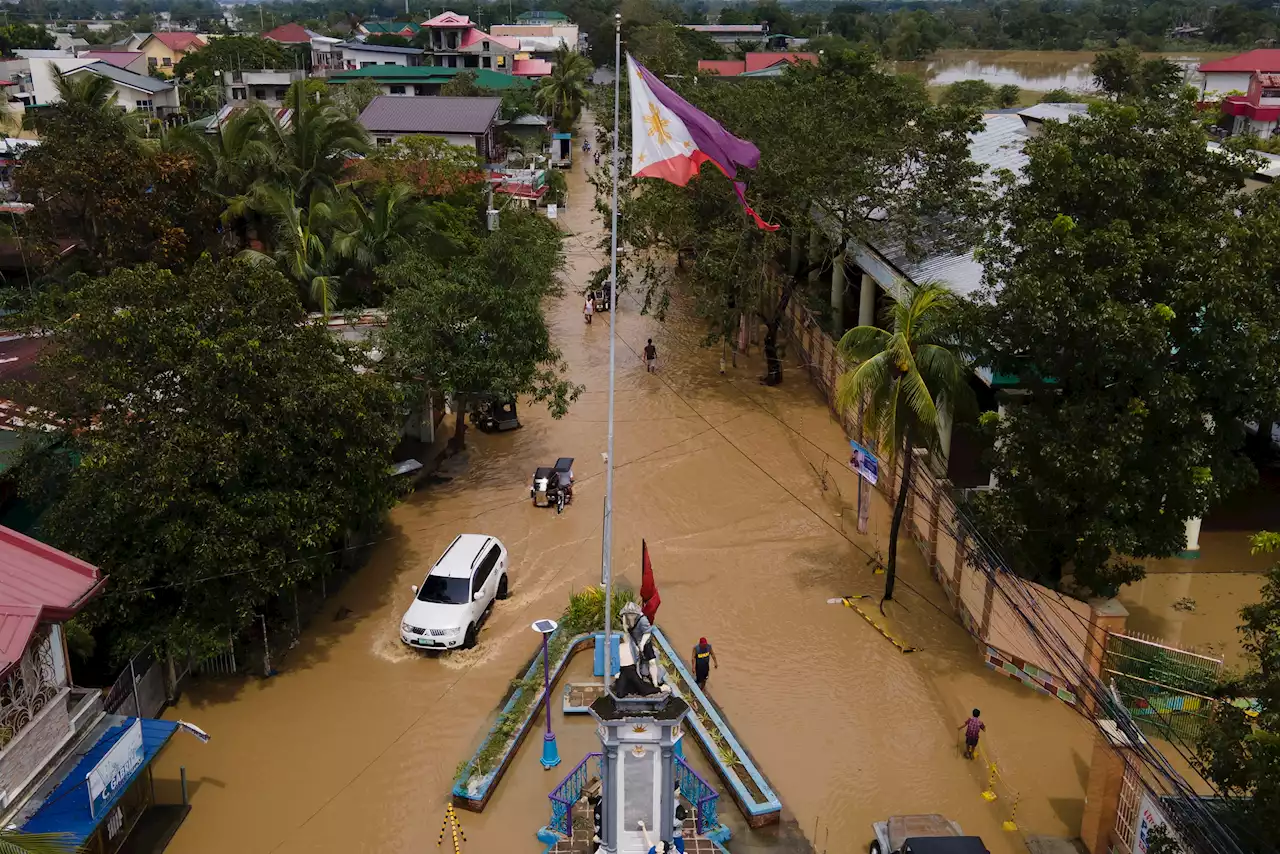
[697,52,817,77]
[358,21,422,39]
[1198,49,1280,99]
[419,11,518,72]
[683,23,768,46]
[78,50,149,75]
[136,31,206,74]
[1217,71,1280,139]
[491,23,581,55]
[223,69,307,107]
[109,32,149,51]
[358,95,502,158]
[334,41,424,70]
[512,58,553,78]
[261,22,324,45]
[327,64,532,96]
[65,62,181,115]
[516,10,569,25]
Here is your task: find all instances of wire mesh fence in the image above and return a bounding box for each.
[1103,632,1224,744]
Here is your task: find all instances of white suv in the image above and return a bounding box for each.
[401,534,510,650]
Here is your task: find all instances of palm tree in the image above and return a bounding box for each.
[0,829,78,854]
[260,86,370,210]
[52,68,121,114]
[835,281,973,604]
[331,183,430,273]
[166,108,277,236]
[535,45,593,130]
[242,184,341,317]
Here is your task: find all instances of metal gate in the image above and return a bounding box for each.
[1103,632,1223,744]
[194,638,239,676]
[1114,760,1143,851]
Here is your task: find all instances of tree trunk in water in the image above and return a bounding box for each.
[760,282,795,386]
[450,407,468,452]
[884,436,915,604]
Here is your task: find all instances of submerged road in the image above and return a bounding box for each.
[156,122,1091,854]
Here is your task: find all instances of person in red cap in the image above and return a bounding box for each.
[691,637,717,689]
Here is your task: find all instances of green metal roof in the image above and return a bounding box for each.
[517,10,568,20]
[327,66,532,89]
[362,21,422,34]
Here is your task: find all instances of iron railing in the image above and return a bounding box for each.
[546,751,721,839]
[1104,632,1223,744]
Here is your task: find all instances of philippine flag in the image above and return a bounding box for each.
[627,55,778,231]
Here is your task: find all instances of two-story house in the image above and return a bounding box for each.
[223,68,307,107]
[1220,71,1280,139]
[136,32,205,75]
[419,11,518,72]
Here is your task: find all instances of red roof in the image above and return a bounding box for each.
[422,11,471,27]
[513,58,553,76]
[80,50,144,68]
[743,52,816,73]
[147,31,205,52]
[0,526,106,677]
[698,53,816,76]
[698,60,744,76]
[1199,50,1280,73]
[261,22,315,44]
[459,27,518,50]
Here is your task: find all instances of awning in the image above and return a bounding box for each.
[22,717,179,845]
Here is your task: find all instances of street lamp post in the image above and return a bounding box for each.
[533,619,561,770]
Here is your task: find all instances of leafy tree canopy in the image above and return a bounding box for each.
[968,93,1280,596]
[1090,46,1184,100]
[11,258,402,658]
[173,34,296,80]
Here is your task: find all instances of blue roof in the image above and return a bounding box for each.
[22,717,178,844]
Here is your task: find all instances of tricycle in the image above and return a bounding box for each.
[531,457,574,513]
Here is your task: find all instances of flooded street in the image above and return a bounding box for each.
[898,49,1228,94]
[155,129,1098,854]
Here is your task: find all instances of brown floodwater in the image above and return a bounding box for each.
[897,49,1228,94]
[153,119,1101,854]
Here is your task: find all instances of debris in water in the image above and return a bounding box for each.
[334,606,353,621]
[1172,597,1196,612]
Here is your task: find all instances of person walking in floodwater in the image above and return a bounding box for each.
[643,339,657,373]
[584,293,594,324]
[960,708,985,759]
[691,637,717,689]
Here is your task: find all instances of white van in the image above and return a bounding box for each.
[400,534,509,650]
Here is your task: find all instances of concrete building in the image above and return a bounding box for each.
[65,62,181,114]
[1199,49,1280,100]
[490,23,581,55]
[683,23,768,46]
[224,68,307,107]
[333,40,424,70]
[136,31,205,75]
[516,10,569,25]
[419,11,518,72]
[0,56,178,114]
[358,95,501,158]
[1218,71,1280,139]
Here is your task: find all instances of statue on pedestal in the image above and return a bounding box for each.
[614,602,666,697]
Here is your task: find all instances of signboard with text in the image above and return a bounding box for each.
[86,719,144,819]
[1134,791,1183,854]
[849,440,879,485]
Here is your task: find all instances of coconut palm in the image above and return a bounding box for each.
[166,107,277,232]
[260,86,370,210]
[535,45,593,130]
[0,829,78,854]
[52,68,120,113]
[331,183,431,273]
[835,281,973,604]
[242,184,341,317]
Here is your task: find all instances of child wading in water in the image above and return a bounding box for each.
[959,708,985,759]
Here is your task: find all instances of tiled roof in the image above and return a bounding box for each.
[422,11,471,27]
[358,95,501,134]
[261,22,318,43]
[1199,49,1280,73]
[79,50,144,68]
[147,31,205,52]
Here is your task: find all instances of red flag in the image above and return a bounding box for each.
[640,539,660,623]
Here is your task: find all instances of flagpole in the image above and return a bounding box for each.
[602,10,622,698]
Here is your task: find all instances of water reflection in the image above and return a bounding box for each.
[898,49,1216,93]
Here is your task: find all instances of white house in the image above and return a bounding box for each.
[0,56,180,114]
[683,23,768,46]
[1198,49,1280,99]
[62,62,180,114]
[334,40,424,70]
[358,95,501,158]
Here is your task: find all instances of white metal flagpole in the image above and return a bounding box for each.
[602,11,622,696]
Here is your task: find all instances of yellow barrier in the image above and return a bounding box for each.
[438,803,467,852]
[973,741,1019,832]
[840,597,917,653]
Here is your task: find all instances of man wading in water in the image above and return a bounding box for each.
[691,637,717,689]
[960,708,985,759]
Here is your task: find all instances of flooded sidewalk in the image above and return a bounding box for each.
[154,121,1094,854]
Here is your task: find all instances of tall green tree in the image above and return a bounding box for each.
[379,210,581,448]
[243,185,342,315]
[261,87,370,209]
[11,259,401,658]
[535,44,593,130]
[1197,531,1280,851]
[835,282,972,603]
[1090,46,1184,100]
[968,94,1280,596]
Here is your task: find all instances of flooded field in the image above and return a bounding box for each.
[898,49,1229,94]
[154,121,1098,854]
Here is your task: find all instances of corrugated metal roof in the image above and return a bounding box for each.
[1018,102,1089,124]
[358,95,501,135]
[0,604,40,677]
[22,717,179,844]
[339,41,423,55]
[0,525,106,620]
[861,114,1030,298]
[75,61,174,94]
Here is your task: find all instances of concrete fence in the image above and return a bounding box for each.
[781,296,1125,706]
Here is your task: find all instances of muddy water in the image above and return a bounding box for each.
[898,49,1225,93]
[155,120,1096,854]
